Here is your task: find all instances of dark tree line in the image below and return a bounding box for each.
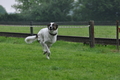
[0,0,120,22]
[0,5,7,14]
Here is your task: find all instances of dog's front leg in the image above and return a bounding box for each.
[43,42,51,59]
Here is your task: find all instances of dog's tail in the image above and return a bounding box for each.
[25,35,38,44]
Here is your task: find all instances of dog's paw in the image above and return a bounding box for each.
[47,56,50,59]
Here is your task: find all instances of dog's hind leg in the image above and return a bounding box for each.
[38,37,47,54]
[46,53,50,59]
[40,42,47,54]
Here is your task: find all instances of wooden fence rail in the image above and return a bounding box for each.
[0,32,119,45]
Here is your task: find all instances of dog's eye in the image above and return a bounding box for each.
[52,24,55,26]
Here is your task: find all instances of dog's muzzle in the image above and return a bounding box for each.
[49,26,53,30]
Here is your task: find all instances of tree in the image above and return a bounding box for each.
[12,0,74,21]
[73,0,120,21]
[0,5,7,14]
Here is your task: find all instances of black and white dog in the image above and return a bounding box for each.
[25,22,58,59]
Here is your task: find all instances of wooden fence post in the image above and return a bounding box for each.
[30,21,33,35]
[89,20,95,48]
[116,20,119,51]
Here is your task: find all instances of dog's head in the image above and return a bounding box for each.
[47,22,58,31]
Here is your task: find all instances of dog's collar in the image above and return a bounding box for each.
[49,32,57,36]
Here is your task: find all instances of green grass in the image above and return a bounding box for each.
[0,25,117,38]
[0,36,120,80]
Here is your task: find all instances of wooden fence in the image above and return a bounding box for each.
[0,21,120,49]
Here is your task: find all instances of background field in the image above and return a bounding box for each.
[0,25,117,38]
[0,24,120,80]
[0,36,120,80]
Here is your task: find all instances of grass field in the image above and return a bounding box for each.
[0,25,117,38]
[0,36,120,80]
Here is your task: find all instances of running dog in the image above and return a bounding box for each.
[25,22,58,59]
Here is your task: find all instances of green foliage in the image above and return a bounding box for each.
[0,37,120,80]
[73,0,120,21]
[13,0,74,21]
[0,5,7,14]
[0,0,120,22]
[0,13,29,21]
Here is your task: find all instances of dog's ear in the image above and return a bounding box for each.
[47,24,50,27]
[55,24,58,28]
[53,24,58,30]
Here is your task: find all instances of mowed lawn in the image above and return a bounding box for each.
[0,36,120,80]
